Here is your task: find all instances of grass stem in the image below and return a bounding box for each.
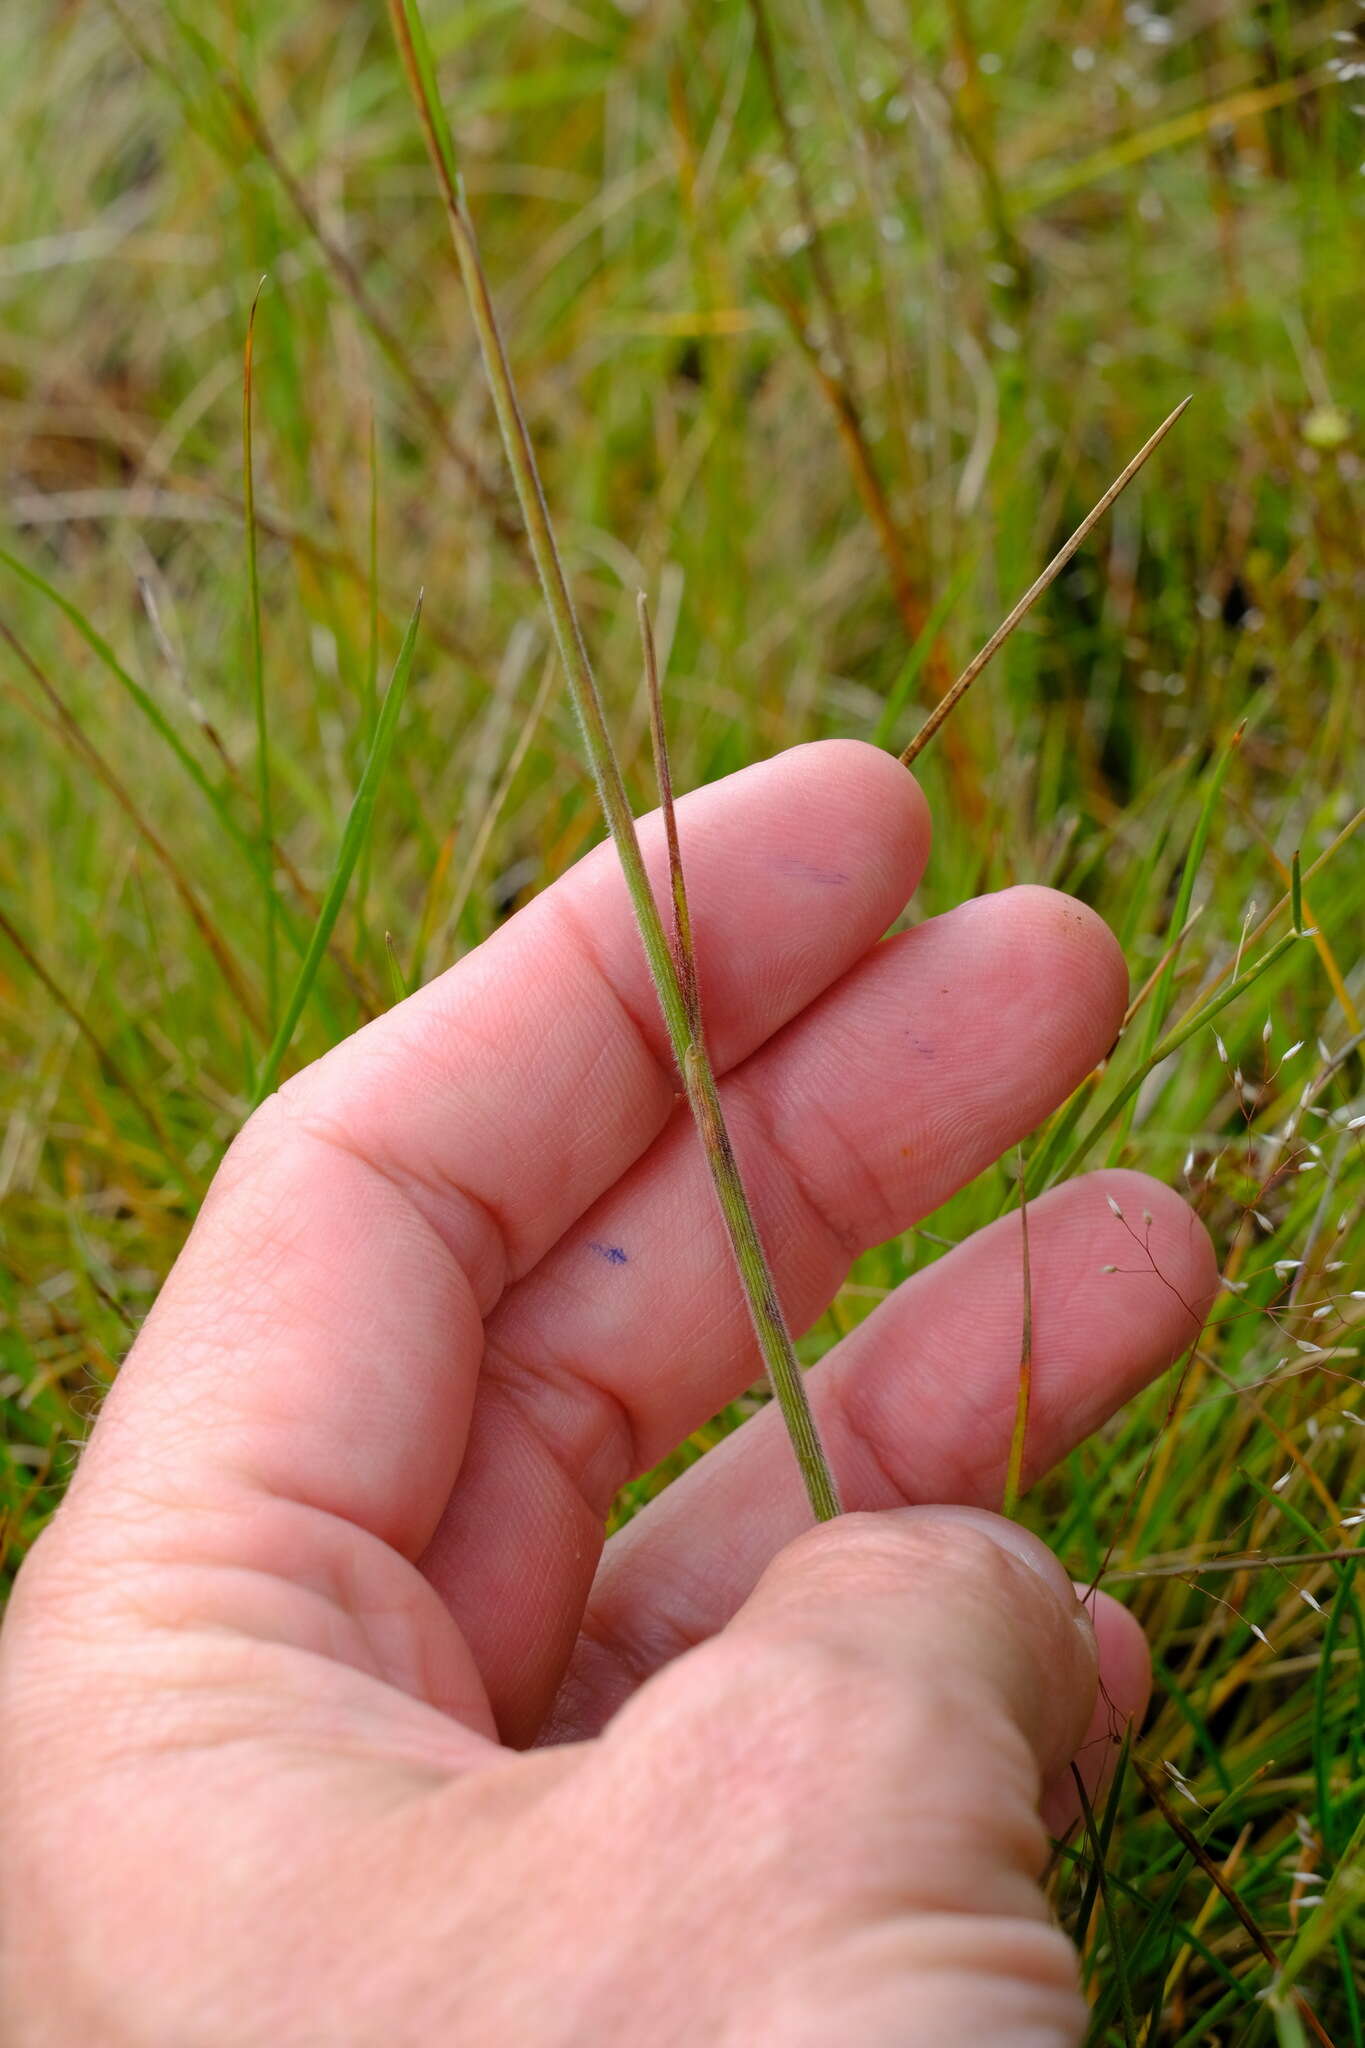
[389,0,841,1523]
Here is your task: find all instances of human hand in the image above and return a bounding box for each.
[0,742,1216,2045]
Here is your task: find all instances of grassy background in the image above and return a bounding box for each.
[1,0,1362,2038]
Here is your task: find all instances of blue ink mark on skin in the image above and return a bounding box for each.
[771,855,851,887]
[588,1241,628,1266]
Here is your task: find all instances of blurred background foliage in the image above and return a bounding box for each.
[0,1,1362,2039]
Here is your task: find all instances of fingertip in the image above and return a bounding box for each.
[1041,1586,1150,1839]
[1083,1585,1152,1732]
[774,738,931,905]
[991,884,1129,1049]
[915,886,1127,1117]
[888,1504,1087,1635]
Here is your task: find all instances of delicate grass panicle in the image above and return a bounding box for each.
[1,2,1362,2038]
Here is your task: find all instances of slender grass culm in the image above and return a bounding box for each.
[385,0,1203,1531]
[388,0,843,1522]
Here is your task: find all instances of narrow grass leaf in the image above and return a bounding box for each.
[1055,926,1307,1183]
[1001,1150,1033,1519]
[899,398,1192,767]
[1108,720,1245,1159]
[640,591,699,1035]
[1270,1811,1365,2015]
[0,901,193,1195]
[870,551,976,751]
[253,593,422,1104]
[242,280,277,1034]
[1073,1762,1138,2048]
[0,548,265,880]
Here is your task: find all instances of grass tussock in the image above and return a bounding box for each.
[0,2,1362,2039]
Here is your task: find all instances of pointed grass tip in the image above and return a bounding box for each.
[899,393,1194,769]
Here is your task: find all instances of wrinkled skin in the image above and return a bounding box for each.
[0,744,1216,2045]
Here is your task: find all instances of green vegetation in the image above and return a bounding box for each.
[1,0,1361,2038]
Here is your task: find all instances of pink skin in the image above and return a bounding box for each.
[0,742,1218,2045]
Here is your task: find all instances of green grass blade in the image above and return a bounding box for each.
[253,593,422,1104]
[1107,720,1244,1160]
[1001,1153,1032,1519]
[1272,2007,1312,2048]
[366,415,381,742]
[243,281,277,1035]
[1270,1811,1365,2014]
[1071,1727,1133,1962]
[0,548,335,990]
[355,416,383,956]
[1073,1763,1138,2048]
[0,547,263,875]
[1054,926,1306,1183]
[0,898,195,1197]
[384,930,410,1006]
[870,551,976,752]
[391,0,461,190]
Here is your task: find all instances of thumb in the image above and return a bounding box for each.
[615,1506,1098,2046]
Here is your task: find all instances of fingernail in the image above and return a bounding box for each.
[1071,1580,1102,1656]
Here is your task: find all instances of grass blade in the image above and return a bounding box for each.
[1269,1811,1365,2022]
[1053,925,1306,1184]
[243,281,277,1035]
[221,72,519,553]
[639,592,699,1035]
[1001,1151,1032,1519]
[384,930,410,1006]
[428,653,556,968]
[1,618,265,1038]
[1072,1762,1138,2048]
[0,547,264,878]
[0,900,192,1194]
[899,397,1192,766]
[1107,720,1245,1160]
[253,593,422,1103]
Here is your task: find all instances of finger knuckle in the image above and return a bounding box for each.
[774,1509,940,1595]
[913,1518,1028,1610]
[779,1511,1024,1621]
